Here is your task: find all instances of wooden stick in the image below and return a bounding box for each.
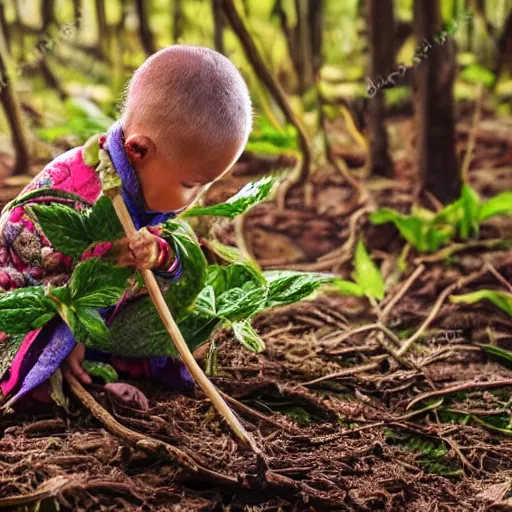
[93,147,258,451]
[108,192,258,451]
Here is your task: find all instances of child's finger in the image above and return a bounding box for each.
[66,358,92,385]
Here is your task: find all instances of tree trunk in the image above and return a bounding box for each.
[0,26,30,176]
[294,0,313,94]
[495,8,512,79]
[42,0,55,31]
[212,0,225,54]
[95,0,111,61]
[173,0,184,43]
[366,0,394,177]
[221,0,311,187]
[308,0,323,77]
[135,0,156,55]
[73,0,82,23]
[271,0,301,89]
[0,2,9,51]
[413,0,460,204]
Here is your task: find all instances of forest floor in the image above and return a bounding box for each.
[0,113,512,511]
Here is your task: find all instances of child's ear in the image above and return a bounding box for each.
[124,134,155,162]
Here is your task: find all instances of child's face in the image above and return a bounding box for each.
[125,134,242,211]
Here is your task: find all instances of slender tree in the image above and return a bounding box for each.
[95,0,111,61]
[413,0,460,204]
[366,0,394,177]
[309,0,323,77]
[72,0,82,23]
[135,0,156,55]
[173,0,184,43]
[0,2,9,52]
[212,0,225,54]
[221,0,311,189]
[38,0,68,100]
[0,26,30,176]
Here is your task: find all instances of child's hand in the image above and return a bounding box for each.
[63,342,92,385]
[109,228,172,270]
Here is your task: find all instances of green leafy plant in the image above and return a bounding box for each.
[36,98,114,145]
[450,290,512,317]
[0,176,371,362]
[245,116,298,155]
[371,185,512,253]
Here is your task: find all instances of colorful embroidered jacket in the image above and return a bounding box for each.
[0,131,192,406]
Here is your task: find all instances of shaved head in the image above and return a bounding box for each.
[120,45,252,169]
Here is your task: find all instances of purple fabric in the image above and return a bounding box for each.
[5,321,76,406]
[149,356,194,392]
[104,121,178,230]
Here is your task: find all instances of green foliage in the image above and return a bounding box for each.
[246,116,298,155]
[353,240,385,300]
[0,177,370,361]
[280,406,312,427]
[182,175,279,219]
[384,429,462,477]
[478,344,512,367]
[28,196,124,260]
[450,290,512,317]
[231,320,265,353]
[36,98,114,145]
[460,63,496,88]
[68,258,134,308]
[0,288,56,334]
[371,185,512,253]
[82,361,118,383]
[0,258,132,353]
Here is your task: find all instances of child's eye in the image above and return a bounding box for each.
[181,180,206,189]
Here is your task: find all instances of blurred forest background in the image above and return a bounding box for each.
[0,1,512,510]
[0,0,511,201]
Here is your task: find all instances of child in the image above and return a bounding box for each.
[0,45,252,406]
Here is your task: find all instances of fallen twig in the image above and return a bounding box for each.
[302,357,386,386]
[397,267,489,356]
[406,379,512,411]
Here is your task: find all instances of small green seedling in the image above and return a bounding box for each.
[371,185,512,253]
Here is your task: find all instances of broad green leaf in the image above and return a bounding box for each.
[29,196,124,261]
[459,184,481,239]
[75,307,111,344]
[68,259,132,308]
[353,240,385,300]
[159,218,208,311]
[83,195,124,242]
[331,278,364,297]
[460,63,496,88]
[450,290,512,317]
[264,270,336,307]
[82,361,118,383]
[0,287,56,335]
[194,285,217,316]
[207,262,266,297]
[372,208,454,253]
[182,175,279,219]
[478,344,512,365]
[216,283,268,321]
[371,209,432,252]
[231,321,266,353]
[479,191,512,221]
[28,203,91,260]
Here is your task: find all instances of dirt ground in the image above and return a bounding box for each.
[0,114,512,511]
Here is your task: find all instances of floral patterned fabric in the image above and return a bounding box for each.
[0,139,192,404]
